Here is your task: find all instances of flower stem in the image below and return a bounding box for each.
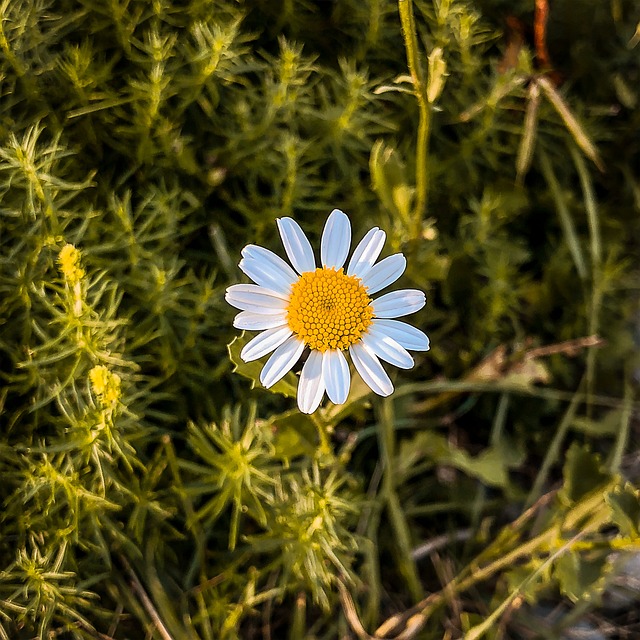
[378,397,424,601]
[311,413,332,456]
[398,0,431,239]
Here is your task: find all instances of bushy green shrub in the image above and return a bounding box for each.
[0,0,638,637]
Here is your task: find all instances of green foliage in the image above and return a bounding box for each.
[0,0,639,638]
[228,334,298,399]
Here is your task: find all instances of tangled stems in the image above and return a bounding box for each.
[339,480,618,640]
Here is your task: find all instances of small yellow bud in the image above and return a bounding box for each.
[58,244,85,285]
[89,365,122,407]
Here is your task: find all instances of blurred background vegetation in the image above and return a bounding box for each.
[0,0,639,638]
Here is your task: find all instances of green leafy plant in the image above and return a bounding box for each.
[0,0,638,638]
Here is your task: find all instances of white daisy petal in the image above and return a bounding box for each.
[260,336,305,388]
[233,311,288,331]
[322,349,350,405]
[361,331,413,369]
[239,258,295,295]
[372,289,426,318]
[242,244,298,280]
[225,284,289,314]
[277,217,316,274]
[320,209,351,270]
[240,245,298,294]
[371,319,430,351]
[349,342,394,397]
[240,326,293,362]
[360,253,406,294]
[347,227,386,278]
[298,350,326,414]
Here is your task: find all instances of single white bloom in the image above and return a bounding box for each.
[226,209,430,414]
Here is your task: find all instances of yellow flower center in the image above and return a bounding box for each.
[286,267,373,352]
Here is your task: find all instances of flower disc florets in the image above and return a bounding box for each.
[286,267,373,351]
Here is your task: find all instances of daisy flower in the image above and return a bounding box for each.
[225,209,430,414]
